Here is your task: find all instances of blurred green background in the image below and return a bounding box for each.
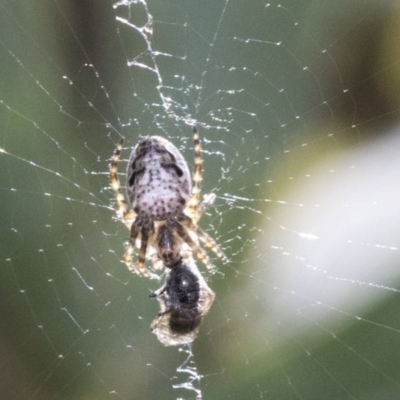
[1,1,400,399]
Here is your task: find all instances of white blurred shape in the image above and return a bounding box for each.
[255,126,400,335]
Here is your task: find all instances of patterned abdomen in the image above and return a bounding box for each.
[126,136,192,220]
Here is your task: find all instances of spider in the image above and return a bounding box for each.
[109,127,225,279]
[150,257,215,346]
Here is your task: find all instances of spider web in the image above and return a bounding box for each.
[1,0,400,399]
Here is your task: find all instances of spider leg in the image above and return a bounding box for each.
[137,222,151,272]
[179,214,227,261]
[138,219,159,279]
[123,218,159,279]
[192,226,226,261]
[123,219,141,272]
[191,192,216,223]
[167,218,216,273]
[110,139,129,218]
[186,127,203,219]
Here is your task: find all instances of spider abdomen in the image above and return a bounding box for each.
[127,136,192,220]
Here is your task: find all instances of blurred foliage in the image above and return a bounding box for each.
[1,1,400,399]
